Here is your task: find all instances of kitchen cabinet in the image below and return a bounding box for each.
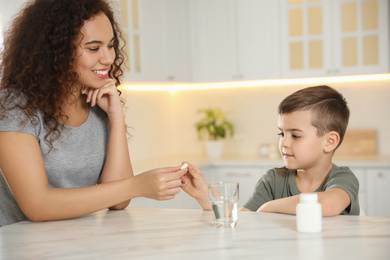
[280,0,389,78]
[160,0,191,82]
[119,0,141,81]
[366,167,390,217]
[119,0,389,83]
[349,167,368,215]
[189,0,280,82]
[332,165,390,217]
[120,0,190,82]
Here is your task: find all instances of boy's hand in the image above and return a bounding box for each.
[180,162,211,210]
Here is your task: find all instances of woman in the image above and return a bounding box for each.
[0,0,186,227]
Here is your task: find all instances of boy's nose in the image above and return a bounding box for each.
[280,137,290,148]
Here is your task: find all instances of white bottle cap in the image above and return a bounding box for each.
[300,193,318,203]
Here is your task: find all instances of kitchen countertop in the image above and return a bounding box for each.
[132,154,390,174]
[1,207,389,259]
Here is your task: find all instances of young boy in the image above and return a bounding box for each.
[181,85,360,216]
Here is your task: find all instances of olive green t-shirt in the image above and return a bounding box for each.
[243,164,360,215]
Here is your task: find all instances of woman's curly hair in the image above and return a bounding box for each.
[0,0,126,150]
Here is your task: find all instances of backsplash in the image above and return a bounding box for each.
[123,79,390,163]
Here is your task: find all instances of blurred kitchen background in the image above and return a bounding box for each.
[1,0,390,216]
[116,0,389,163]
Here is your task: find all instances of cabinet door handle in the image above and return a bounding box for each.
[378,172,383,178]
[226,172,251,177]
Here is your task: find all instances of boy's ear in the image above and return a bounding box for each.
[324,131,340,153]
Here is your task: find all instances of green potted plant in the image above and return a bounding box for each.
[195,108,234,158]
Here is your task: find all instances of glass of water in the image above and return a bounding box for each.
[209,182,239,228]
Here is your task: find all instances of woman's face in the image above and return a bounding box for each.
[73,12,115,89]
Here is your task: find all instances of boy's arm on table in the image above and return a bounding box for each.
[257,188,351,216]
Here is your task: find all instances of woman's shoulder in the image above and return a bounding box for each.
[0,89,28,109]
[0,89,42,134]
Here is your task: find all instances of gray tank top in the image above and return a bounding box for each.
[0,95,109,226]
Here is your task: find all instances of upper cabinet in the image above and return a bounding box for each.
[190,0,280,82]
[189,0,236,82]
[280,0,389,78]
[120,0,190,82]
[118,0,389,82]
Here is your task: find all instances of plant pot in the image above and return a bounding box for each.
[206,140,224,159]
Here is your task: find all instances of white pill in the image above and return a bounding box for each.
[180,163,189,170]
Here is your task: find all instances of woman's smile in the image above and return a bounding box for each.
[93,69,109,79]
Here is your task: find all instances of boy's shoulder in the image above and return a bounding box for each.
[329,164,355,176]
[267,164,354,175]
[266,164,357,185]
[265,166,296,182]
[322,164,359,189]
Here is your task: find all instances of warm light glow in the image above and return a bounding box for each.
[119,74,390,92]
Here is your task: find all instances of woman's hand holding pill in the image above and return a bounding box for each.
[133,166,188,201]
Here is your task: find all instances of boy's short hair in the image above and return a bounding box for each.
[278,85,350,148]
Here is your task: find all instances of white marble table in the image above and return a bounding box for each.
[1,207,389,259]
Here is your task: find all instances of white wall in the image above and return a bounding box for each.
[124,80,390,163]
[0,0,26,50]
[0,0,25,27]
[123,90,177,163]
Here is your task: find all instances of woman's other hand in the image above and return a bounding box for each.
[82,78,123,120]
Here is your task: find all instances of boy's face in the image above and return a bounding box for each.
[278,110,328,170]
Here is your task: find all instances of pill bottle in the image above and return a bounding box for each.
[296,193,322,233]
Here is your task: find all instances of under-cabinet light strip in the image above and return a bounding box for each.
[120,73,390,92]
